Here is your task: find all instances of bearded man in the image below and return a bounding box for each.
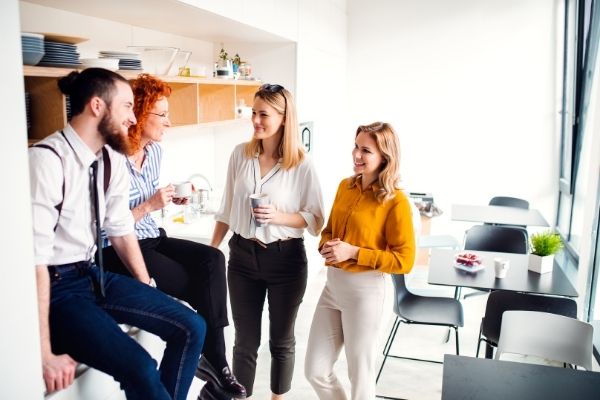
[28,68,206,400]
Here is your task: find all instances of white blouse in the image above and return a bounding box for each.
[216,143,325,243]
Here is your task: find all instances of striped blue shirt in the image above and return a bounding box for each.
[103,142,162,246]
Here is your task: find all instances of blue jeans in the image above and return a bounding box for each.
[48,262,206,400]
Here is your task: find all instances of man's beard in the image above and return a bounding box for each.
[99,111,131,155]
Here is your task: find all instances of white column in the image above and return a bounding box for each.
[0,0,44,398]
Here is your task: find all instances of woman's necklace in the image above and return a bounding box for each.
[130,150,145,169]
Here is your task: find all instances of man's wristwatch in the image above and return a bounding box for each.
[148,278,157,288]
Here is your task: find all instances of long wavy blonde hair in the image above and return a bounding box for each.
[243,84,304,169]
[353,122,401,203]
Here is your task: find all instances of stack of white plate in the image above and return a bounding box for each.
[99,51,142,71]
[39,40,81,68]
[80,58,120,71]
[21,32,45,65]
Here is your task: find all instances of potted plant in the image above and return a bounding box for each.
[216,47,232,78]
[528,230,563,274]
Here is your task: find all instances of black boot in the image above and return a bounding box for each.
[196,357,247,399]
[198,381,233,400]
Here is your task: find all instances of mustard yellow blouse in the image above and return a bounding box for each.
[319,177,416,274]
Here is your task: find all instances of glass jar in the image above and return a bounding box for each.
[239,62,252,79]
[216,59,232,78]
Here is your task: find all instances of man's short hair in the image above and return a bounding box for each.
[57,68,129,117]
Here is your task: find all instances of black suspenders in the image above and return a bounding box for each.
[30,132,112,230]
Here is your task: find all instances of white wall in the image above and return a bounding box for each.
[296,0,348,204]
[180,0,300,42]
[0,0,44,398]
[346,0,561,240]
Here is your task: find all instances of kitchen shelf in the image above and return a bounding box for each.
[23,66,261,141]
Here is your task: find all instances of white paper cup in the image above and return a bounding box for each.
[174,181,192,199]
[494,257,510,279]
[250,193,269,227]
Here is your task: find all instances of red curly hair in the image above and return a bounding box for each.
[128,74,171,154]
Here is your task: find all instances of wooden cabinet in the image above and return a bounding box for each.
[24,66,261,142]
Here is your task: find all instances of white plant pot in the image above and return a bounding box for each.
[528,254,554,274]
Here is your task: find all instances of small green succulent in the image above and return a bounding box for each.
[530,230,563,256]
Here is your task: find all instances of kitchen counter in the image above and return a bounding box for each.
[158,212,220,246]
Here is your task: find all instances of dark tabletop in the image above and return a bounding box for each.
[442,355,600,400]
[428,248,578,298]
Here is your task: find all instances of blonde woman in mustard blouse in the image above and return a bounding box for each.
[304,122,416,400]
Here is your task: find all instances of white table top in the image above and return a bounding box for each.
[451,204,549,226]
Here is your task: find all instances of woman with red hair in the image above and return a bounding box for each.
[102,74,246,399]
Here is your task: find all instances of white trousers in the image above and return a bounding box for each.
[305,267,387,400]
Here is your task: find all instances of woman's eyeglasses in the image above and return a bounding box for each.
[148,111,169,119]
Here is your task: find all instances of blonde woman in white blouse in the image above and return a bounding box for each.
[211,84,324,399]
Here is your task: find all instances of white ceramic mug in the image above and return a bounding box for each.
[249,193,269,227]
[494,257,510,279]
[174,181,192,199]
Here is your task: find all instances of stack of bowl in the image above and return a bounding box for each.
[21,32,45,66]
[80,58,120,71]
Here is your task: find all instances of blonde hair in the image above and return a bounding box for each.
[244,84,305,169]
[353,122,401,203]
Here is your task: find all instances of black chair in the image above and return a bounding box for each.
[461,225,529,300]
[376,274,463,398]
[476,291,577,359]
[488,196,529,209]
[464,224,528,254]
[486,196,530,233]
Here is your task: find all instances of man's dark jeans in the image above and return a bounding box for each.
[48,262,206,400]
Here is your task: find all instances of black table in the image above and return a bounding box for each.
[442,355,600,400]
[428,248,578,298]
[451,204,549,226]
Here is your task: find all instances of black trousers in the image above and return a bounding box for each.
[103,228,228,366]
[227,233,308,396]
